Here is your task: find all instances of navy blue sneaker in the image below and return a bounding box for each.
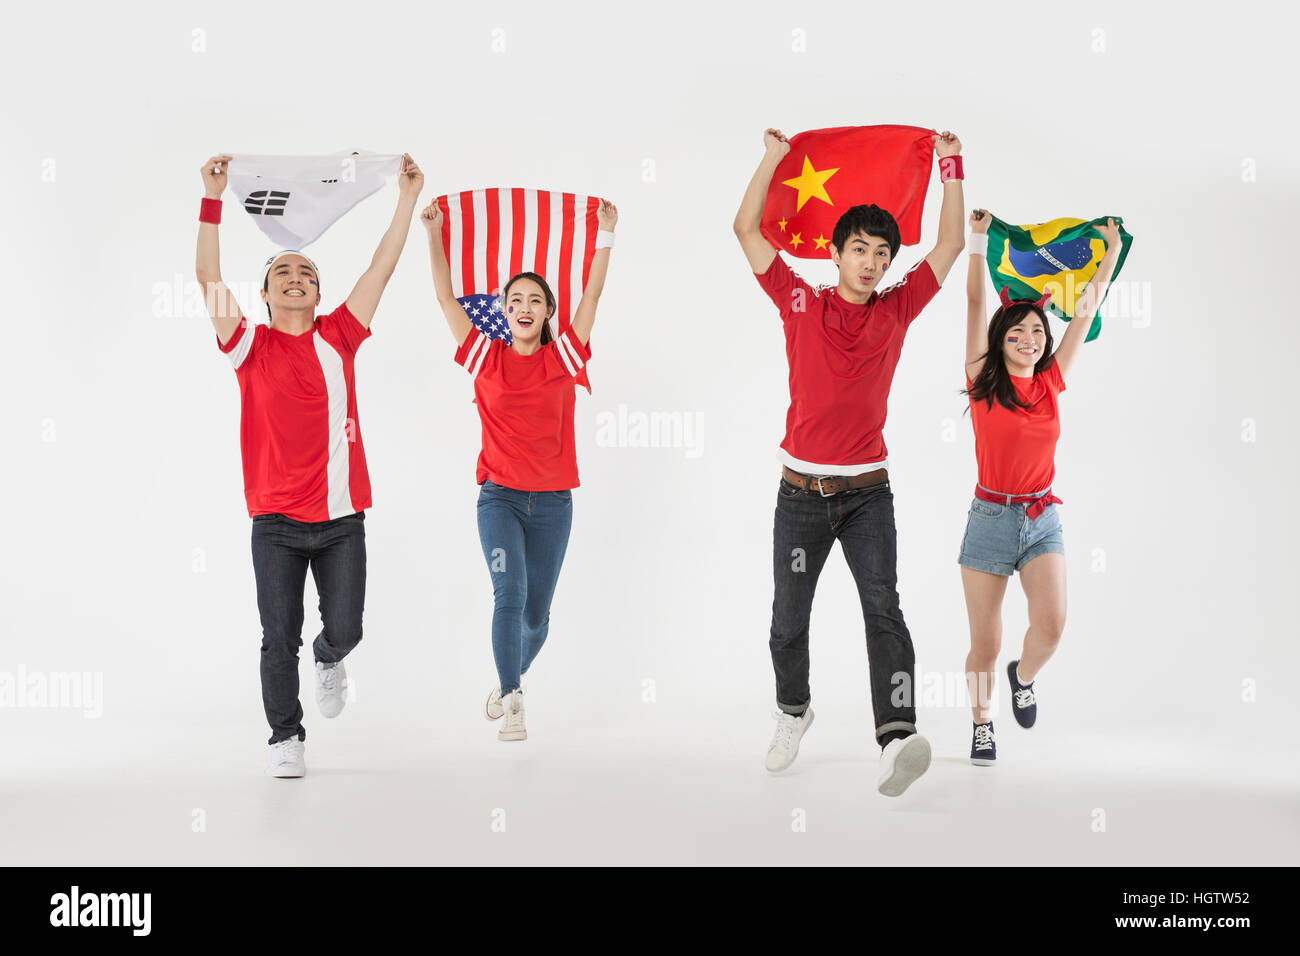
[1007,659,1037,728]
[970,721,996,766]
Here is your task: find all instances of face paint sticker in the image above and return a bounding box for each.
[1007,336,1019,343]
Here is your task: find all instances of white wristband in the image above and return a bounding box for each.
[966,233,988,257]
[595,230,615,250]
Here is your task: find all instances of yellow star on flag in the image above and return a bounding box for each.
[789,233,804,250]
[812,234,829,251]
[777,218,788,232]
[782,156,839,212]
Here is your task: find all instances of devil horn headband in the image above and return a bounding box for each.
[999,286,1052,310]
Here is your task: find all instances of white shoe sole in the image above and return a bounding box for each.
[498,728,527,741]
[970,758,996,767]
[878,735,932,797]
[268,764,305,778]
[765,709,814,773]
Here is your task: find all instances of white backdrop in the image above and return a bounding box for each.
[2,0,1296,865]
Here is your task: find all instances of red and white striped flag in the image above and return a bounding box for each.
[435,187,601,391]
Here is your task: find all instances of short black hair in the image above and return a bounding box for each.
[831,204,901,260]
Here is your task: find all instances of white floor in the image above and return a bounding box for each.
[5,689,1296,866]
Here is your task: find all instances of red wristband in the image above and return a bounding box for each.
[938,155,964,182]
[200,197,223,224]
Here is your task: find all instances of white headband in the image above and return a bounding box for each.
[262,250,320,288]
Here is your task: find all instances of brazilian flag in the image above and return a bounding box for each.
[986,215,1134,342]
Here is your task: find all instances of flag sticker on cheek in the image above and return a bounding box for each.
[1007,336,1019,343]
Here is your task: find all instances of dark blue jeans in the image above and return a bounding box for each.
[769,477,917,742]
[476,480,573,695]
[251,511,367,745]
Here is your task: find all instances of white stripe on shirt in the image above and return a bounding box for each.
[227,321,256,370]
[554,333,578,377]
[556,328,585,376]
[313,333,354,519]
[461,330,490,379]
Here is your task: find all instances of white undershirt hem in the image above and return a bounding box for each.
[778,449,890,477]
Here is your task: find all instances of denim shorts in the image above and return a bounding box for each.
[958,490,1064,576]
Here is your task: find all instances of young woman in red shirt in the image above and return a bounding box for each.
[421,197,617,742]
[961,210,1122,765]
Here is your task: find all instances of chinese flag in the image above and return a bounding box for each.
[760,125,936,259]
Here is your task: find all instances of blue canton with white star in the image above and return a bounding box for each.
[458,293,511,344]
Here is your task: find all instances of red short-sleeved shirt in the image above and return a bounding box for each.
[755,254,940,473]
[218,304,372,522]
[455,325,591,491]
[966,357,1066,495]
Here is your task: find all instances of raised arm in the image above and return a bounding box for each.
[419,199,474,347]
[569,200,617,347]
[923,131,966,285]
[344,153,423,329]
[732,128,789,274]
[1052,218,1122,381]
[195,155,245,346]
[965,209,991,379]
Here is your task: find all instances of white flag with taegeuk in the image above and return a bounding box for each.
[228,150,401,248]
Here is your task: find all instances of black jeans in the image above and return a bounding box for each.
[769,477,917,742]
[251,512,367,745]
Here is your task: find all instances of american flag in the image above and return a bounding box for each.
[435,187,601,391]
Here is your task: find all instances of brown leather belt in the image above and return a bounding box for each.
[781,465,889,497]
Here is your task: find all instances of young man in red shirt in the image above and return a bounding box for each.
[733,128,965,795]
[195,153,424,777]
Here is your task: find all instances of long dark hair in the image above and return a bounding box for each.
[501,271,556,345]
[964,302,1055,412]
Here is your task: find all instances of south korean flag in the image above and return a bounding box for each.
[228,150,402,248]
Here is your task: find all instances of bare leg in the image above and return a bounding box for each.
[1016,553,1067,682]
[961,566,1009,722]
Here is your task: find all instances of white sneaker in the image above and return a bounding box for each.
[487,671,529,721]
[877,733,931,797]
[315,661,347,718]
[498,689,527,741]
[267,738,306,777]
[765,707,814,772]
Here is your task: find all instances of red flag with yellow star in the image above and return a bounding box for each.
[760,124,936,259]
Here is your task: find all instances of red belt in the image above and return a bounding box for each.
[974,486,1062,521]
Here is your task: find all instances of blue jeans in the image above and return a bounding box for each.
[958,487,1064,576]
[251,511,367,745]
[769,477,917,742]
[476,480,573,694]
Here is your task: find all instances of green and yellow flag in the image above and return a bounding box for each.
[985,215,1134,341]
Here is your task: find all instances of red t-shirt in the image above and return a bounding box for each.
[455,325,591,491]
[218,304,372,522]
[756,254,940,472]
[966,357,1066,495]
